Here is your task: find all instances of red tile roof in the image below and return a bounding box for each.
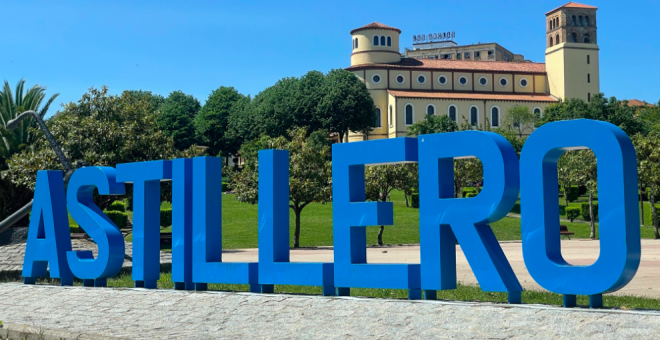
[347,58,546,74]
[350,22,402,35]
[388,90,559,103]
[546,2,598,15]
[626,99,656,108]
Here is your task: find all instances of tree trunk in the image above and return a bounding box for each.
[589,189,596,240]
[651,185,659,239]
[640,181,645,226]
[564,186,569,208]
[404,193,409,207]
[293,208,302,248]
[377,226,385,246]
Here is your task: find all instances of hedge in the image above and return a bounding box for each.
[462,187,478,198]
[581,203,599,221]
[566,207,581,222]
[105,211,128,228]
[222,182,230,192]
[411,193,419,208]
[160,209,173,227]
[106,200,127,212]
[564,186,580,203]
[466,193,477,198]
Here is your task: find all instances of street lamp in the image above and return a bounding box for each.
[0,110,75,234]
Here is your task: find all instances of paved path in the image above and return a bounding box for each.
[220,239,660,298]
[0,240,172,276]
[1,284,660,340]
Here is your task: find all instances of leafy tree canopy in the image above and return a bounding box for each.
[157,90,201,150]
[195,86,245,156]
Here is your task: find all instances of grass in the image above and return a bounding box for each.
[8,269,660,311]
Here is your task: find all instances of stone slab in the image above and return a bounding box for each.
[1,284,660,339]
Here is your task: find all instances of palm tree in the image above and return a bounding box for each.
[0,79,58,221]
[0,79,59,168]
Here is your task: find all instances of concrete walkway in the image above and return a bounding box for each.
[221,239,660,298]
[1,284,660,339]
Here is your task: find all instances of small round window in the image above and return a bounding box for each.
[519,78,529,87]
[499,78,509,87]
[396,74,405,84]
[372,74,381,84]
[479,77,488,86]
[417,75,426,84]
[438,76,448,85]
[459,76,468,85]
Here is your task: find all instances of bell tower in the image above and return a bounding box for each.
[545,2,600,102]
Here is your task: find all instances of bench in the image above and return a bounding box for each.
[560,225,575,240]
[160,232,172,245]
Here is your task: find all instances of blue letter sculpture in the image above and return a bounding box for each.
[172,158,194,290]
[191,157,260,292]
[332,138,421,299]
[257,150,334,295]
[116,160,172,288]
[66,166,126,287]
[418,131,522,303]
[22,171,73,286]
[520,119,640,308]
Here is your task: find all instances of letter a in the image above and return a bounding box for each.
[22,171,73,285]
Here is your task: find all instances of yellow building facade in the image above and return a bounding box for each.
[346,2,599,141]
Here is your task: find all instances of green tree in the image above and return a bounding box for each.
[125,90,165,112]
[365,164,403,246]
[395,163,418,207]
[195,87,245,157]
[406,114,458,136]
[157,91,201,150]
[633,133,660,239]
[232,127,331,248]
[503,105,535,137]
[7,87,202,210]
[316,69,375,142]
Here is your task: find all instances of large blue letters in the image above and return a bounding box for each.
[22,171,73,285]
[332,138,421,299]
[66,167,126,287]
[520,119,640,306]
[418,131,522,302]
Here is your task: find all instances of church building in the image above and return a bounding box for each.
[345,2,599,141]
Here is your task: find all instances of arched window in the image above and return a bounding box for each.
[354,38,358,49]
[587,73,591,83]
[405,104,414,125]
[549,20,552,30]
[389,106,393,128]
[491,107,500,127]
[549,36,554,47]
[373,36,379,46]
[556,34,560,44]
[426,104,435,115]
[556,18,559,27]
[448,105,457,122]
[533,107,542,118]
[470,106,478,126]
[374,107,382,128]
[571,33,577,43]
[380,36,386,46]
[387,36,392,46]
[585,16,590,26]
[571,15,576,26]
[578,16,583,26]
[584,34,590,43]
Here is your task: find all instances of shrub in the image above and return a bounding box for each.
[566,207,581,222]
[105,211,128,228]
[564,186,580,203]
[466,193,477,198]
[106,200,126,212]
[160,209,173,227]
[411,193,419,208]
[69,225,81,233]
[510,203,521,214]
[222,182,230,192]
[581,203,599,221]
[462,187,477,198]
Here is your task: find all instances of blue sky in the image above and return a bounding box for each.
[3,0,658,117]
